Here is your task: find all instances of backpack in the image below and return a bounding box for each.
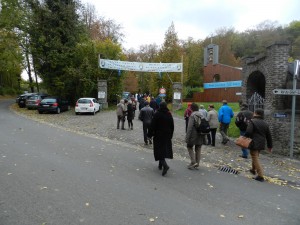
[194,115,210,135]
[235,112,248,131]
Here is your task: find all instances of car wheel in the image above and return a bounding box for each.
[75,112,79,115]
[56,107,61,114]
[38,110,42,114]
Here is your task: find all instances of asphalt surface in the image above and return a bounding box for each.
[10,100,300,189]
[0,99,299,225]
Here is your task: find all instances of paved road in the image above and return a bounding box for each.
[1,99,300,225]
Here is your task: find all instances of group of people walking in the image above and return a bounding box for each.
[184,100,272,182]
[117,97,272,182]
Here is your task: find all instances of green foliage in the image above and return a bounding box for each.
[183,86,202,98]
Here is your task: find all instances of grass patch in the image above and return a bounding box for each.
[175,102,240,138]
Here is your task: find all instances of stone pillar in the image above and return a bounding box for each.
[97,79,108,109]
[172,82,182,111]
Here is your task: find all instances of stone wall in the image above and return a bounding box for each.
[242,42,300,157]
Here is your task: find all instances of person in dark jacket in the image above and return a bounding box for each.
[149,97,159,112]
[138,101,154,145]
[244,108,272,182]
[150,101,174,176]
[185,103,205,169]
[127,100,134,130]
[235,103,253,158]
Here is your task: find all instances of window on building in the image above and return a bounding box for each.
[213,74,220,82]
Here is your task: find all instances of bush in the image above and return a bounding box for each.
[183,86,203,98]
[0,87,17,96]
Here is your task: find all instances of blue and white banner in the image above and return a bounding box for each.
[99,59,182,72]
[204,80,242,89]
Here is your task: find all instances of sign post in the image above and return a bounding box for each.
[273,60,300,158]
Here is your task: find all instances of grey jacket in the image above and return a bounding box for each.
[185,111,205,146]
[207,109,219,129]
[139,106,154,124]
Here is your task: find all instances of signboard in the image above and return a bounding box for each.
[273,113,288,118]
[203,80,242,89]
[98,91,106,99]
[99,58,182,72]
[173,92,181,100]
[272,89,300,95]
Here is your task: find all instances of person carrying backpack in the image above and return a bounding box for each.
[235,103,253,158]
[185,103,206,170]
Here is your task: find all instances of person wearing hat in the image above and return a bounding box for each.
[244,108,272,182]
[235,103,253,158]
[218,100,234,144]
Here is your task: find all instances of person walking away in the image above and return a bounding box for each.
[138,101,154,145]
[150,102,174,176]
[207,104,219,147]
[138,95,145,111]
[127,100,134,130]
[186,103,205,170]
[116,99,125,130]
[218,100,234,144]
[235,103,253,158]
[150,97,159,112]
[199,104,209,144]
[184,102,192,133]
[130,96,137,117]
[123,99,128,129]
[244,108,272,182]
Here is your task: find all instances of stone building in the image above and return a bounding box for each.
[242,42,300,156]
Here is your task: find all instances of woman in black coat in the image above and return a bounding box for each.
[150,102,174,176]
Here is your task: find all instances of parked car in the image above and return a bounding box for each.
[17,93,37,108]
[37,97,70,114]
[26,94,48,109]
[75,98,100,115]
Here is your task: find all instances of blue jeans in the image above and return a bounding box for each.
[240,130,248,157]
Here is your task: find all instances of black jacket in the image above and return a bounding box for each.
[245,116,272,151]
[150,107,174,161]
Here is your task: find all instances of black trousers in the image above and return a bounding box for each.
[143,122,151,143]
[207,128,217,146]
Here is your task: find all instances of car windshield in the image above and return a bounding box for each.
[41,98,57,103]
[78,99,91,104]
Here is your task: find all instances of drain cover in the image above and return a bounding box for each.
[218,166,239,174]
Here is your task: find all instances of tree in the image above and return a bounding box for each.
[0,0,23,94]
[158,22,182,100]
[28,0,87,100]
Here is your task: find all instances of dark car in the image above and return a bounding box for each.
[26,94,48,109]
[37,97,70,114]
[17,93,37,108]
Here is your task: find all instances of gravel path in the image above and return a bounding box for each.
[10,103,300,189]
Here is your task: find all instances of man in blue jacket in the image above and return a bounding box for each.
[218,100,234,144]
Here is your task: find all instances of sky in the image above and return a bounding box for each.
[82,0,300,50]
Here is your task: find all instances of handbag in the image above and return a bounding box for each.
[235,136,252,149]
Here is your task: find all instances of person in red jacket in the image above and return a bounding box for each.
[184,102,192,133]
